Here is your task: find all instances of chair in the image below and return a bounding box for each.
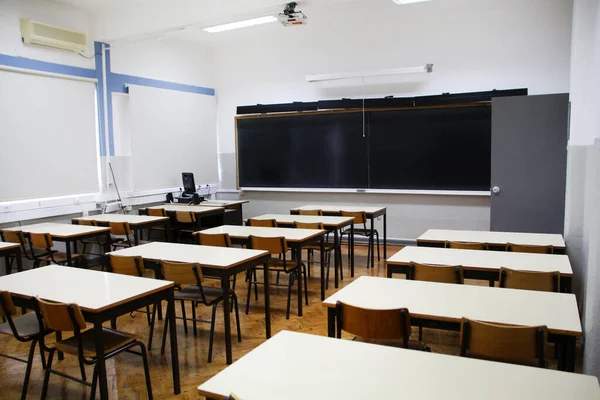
[499,267,560,292]
[34,297,153,399]
[339,211,380,269]
[108,255,157,349]
[146,208,168,241]
[247,218,277,227]
[0,291,51,400]
[460,318,548,367]
[294,221,340,289]
[174,211,197,242]
[109,221,134,250]
[0,230,27,274]
[29,232,84,268]
[335,301,429,351]
[160,260,241,363]
[196,232,237,289]
[298,209,323,216]
[409,261,463,340]
[77,220,108,255]
[445,241,488,250]
[247,236,308,319]
[506,243,554,254]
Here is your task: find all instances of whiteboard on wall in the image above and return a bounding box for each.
[0,70,99,202]
[128,84,218,191]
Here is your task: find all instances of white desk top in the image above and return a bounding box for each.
[199,200,248,207]
[387,246,573,276]
[148,204,224,214]
[0,242,19,251]
[323,276,582,336]
[252,213,354,227]
[291,204,386,214]
[201,225,325,243]
[73,214,168,225]
[418,229,566,248]
[198,331,600,400]
[2,222,110,238]
[0,265,173,313]
[109,242,268,269]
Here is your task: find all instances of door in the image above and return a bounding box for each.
[490,94,569,233]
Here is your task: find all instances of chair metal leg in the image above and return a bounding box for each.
[148,303,157,351]
[19,339,37,400]
[245,272,253,315]
[307,249,312,277]
[208,303,218,363]
[286,273,294,320]
[233,295,242,342]
[40,348,55,400]
[303,265,309,306]
[180,300,188,334]
[253,269,259,300]
[160,307,170,355]
[38,340,47,369]
[89,364,98,400]
[191,303,197,337]
[79,356,87,381]
[376,231,380,261]
[145,305,152,326]
[139,343,153,400]
[325,251,331,290]
[419,326,423,341]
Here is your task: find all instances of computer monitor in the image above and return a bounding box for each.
[182,172,196,195]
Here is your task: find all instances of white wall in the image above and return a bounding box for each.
[212,0,573,239]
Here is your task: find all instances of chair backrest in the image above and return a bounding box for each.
[460,318,547,367]
[109,254,144,277]
[506,243,553,254]
[197,232,232,247]
[445,241,488,251]
[499,267,560,292]
[298,209,323,216]
[410,262,464,284]
[77,219,97,227]
[0,291,16,318]
[147,208,167,217]
[175,211,196,224]
[294,221,324,230]
[340,211,366,225]
[36,297,86,332]
[161,260,203,286]
[247,218,277,227]
[29,232,53,249]
[1,230,26,246]
[335,301,411,347]
[109,221,132,236]
[249,235,287,255]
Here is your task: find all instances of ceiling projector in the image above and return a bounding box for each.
[278,2,307,26]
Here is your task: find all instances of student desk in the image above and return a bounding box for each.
[1,223,111,266]
[72,214,169,245]
[0,265,179,400]
[201,225,326,309]
[418,229,566,253]
[323,276,582,372]
[108,242,270,365]
[290,204,387,273]
[387,246,574,292]
[0,242,22,274]
[198,330,600,400]
[141,204,226,231]
[251,213,355,292]
[200,200,248,225]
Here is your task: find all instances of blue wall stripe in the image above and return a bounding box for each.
[110,73,215,96]
[0,53,96,79]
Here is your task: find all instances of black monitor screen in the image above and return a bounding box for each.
[182,172,196,194]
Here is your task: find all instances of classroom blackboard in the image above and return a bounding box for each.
[237,105,491,191]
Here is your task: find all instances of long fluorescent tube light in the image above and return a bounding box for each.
[392,0,433,4]
[203,16,277,33]
[305,64,433,83]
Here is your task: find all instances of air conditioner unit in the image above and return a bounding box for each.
[20,19,87,53]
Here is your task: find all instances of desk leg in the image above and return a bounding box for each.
[221,275,233,364]
[167,289,181,393]
[327,308,336,338]
[350,224,355,277]
[383,212,387,260]
[370,217,375,268]
[93,319,108,400]
[65,241,73,266]
[134,229,140,246]
[320,238,325,301]
[263,262,271,338]
[561,336,576,372]
[334,230,339,289]
[296,246,303,317]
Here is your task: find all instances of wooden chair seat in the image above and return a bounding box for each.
[355,336,430,351]
[54,327,137,359]
[178,286,232,304]
[0,312,47,339]
[266,258,299,271]
[463,350,544,368]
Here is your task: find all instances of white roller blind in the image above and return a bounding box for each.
[129,84,218,191]
[0,70,99,202]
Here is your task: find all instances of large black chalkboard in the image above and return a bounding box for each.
[236,105,491,191]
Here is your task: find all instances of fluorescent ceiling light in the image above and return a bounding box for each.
[392,0,433,4]
[203,16,277,33]
[306,65,433,83]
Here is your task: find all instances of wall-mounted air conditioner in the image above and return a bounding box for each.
[20,19,87,53]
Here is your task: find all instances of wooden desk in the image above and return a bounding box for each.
[141,204,225,232]
[2,223,111,266]
[291,204,387,273]
[0,265,179,400]
[323,276,582,371]
[418,229,566,252]
[109,242,270,364]
[201,225,326,310]
[72,214,169,245]
[198,330,600,400]
[0,242,22,275]
[387,246,574,292]
[251,213,355,293]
